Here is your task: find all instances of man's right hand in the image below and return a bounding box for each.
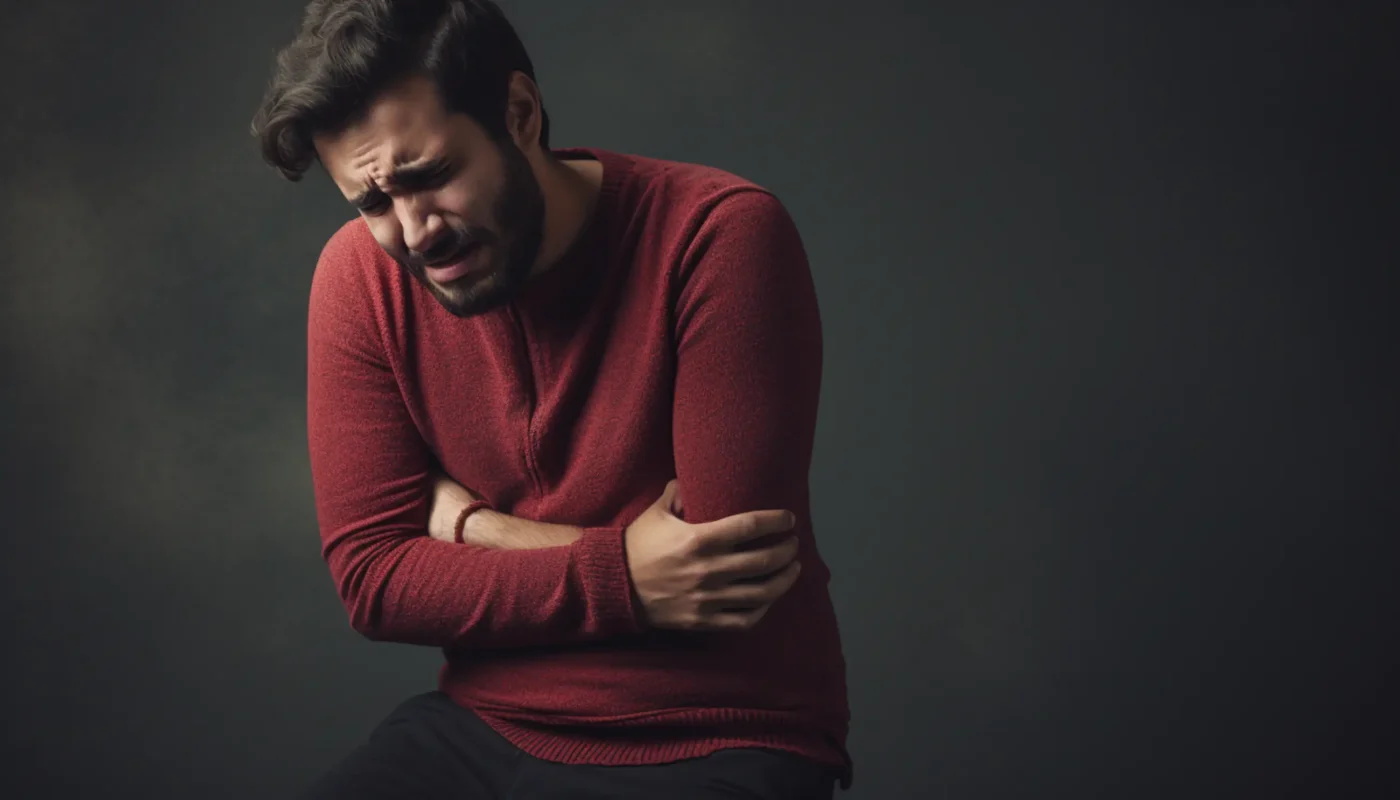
[624,480,803,632]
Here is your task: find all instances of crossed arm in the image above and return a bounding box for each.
[424,471,581,550]
[306,189,821,650]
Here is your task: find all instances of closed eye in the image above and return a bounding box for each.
[350,159,456,216]
[394,159,457,192]
[355,190,391,215]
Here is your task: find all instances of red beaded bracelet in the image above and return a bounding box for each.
[453,499,495,544]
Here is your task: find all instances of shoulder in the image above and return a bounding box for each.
[595,149,800,255]
[601,156,812,310]
[626,151,786,219]
[309,218,400,310]
[312,218,380,287]
[306,218,415,350]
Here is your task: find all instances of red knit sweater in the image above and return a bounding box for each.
[306,147,851,785]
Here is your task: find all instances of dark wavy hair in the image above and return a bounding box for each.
[250,0,549,181]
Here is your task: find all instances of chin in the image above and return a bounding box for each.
[432,271,515,318]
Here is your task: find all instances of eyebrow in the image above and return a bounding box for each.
[348,156,454,208]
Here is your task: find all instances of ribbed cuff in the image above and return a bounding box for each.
[576,526,644,635]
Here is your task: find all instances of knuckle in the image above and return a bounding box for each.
[681,529,705,554]
[687,563,715,590]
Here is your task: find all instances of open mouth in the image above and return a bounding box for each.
[424,241,483,283]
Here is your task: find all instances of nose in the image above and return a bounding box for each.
[399,199,447,257]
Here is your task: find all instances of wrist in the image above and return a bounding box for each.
[453,499,495,544]
[487,513,584,550]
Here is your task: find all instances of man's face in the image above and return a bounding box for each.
[315,76,544,317]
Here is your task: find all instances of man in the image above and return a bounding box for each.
[252,1,850,797]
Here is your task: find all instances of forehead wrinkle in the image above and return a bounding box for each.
[353,144,433,187]
[320,78,445,198]
[348,140,387,181]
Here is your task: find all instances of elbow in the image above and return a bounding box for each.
[325,534,431,645]
[345,601,386,641]
[328,551,391,641]
[338,582,387,641]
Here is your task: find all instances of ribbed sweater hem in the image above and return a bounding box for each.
[453,696,853,789]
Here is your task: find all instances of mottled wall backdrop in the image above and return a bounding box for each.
[2,2,1395,798]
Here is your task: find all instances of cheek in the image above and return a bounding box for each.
[367,218,404,256]
[433,183,477,223]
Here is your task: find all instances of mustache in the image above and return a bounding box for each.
[405,226,495,270]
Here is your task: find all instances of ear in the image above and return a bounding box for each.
[504,71,543,152]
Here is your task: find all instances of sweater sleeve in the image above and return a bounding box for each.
[671,189,823,535]
[305,227,642,649]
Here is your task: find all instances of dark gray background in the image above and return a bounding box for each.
[2,1,1395,798]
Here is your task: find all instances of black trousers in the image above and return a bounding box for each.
[300,692,839,799]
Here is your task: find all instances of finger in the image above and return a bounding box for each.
[657,479,679,509]
[704,604,774,632]
[702,560,801,609]
[709,537,800,583]
[695,509,796,552]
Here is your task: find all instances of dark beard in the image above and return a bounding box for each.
[399,139,545,318]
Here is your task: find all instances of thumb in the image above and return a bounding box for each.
[659,479,683,516]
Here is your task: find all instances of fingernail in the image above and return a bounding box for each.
[786,512,797,527]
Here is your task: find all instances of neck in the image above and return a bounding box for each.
[531,152,602,276]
